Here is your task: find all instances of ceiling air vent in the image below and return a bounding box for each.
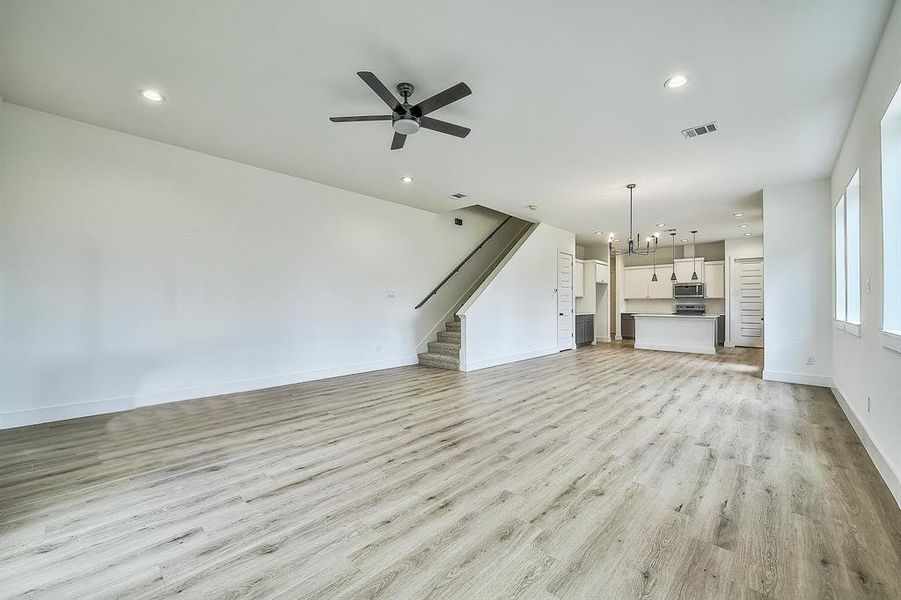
[450,192,468,199]
[682,121,718,139]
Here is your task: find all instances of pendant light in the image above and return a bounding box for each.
[690,230,699,280]
[670,232,677,281]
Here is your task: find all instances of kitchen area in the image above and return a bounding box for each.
[618,245,727,355]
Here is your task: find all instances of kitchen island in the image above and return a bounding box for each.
[633,313,721,355]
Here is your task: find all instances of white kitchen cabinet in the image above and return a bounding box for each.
[704,261,725,298]
[574,259,584,297]
[648,267,674,299]
[622,266,654,299]
[594,261,609,284]
[674,258,704,283]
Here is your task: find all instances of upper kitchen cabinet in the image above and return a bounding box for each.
[574,259,584,298]
[704,261,725,298]
[622,266,654,299]
[648,267,674,299]
[594,261,609,284]
[674,258,705,283]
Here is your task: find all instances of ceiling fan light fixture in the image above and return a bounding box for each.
[330,72,471,151]
[392,118,420,135]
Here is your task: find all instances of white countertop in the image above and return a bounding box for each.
[632,313,723,319]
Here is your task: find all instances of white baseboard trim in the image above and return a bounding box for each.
[762,369,832,388]
[463,347,558,372]
[831,384,901,508]
[0,355,419,430]
[595,336,612,343]
[634,341,715,355]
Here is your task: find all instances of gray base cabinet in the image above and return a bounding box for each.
[576,315,594,346]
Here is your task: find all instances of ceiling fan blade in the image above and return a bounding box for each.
[391,132,406,150]
[357,71,404,114]
[419,117,471,138]
[330,115,393,122]
[410,82,471,117]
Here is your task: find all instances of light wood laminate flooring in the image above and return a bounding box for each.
[1,343,900,599]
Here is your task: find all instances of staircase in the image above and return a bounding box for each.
[418,316,461,370]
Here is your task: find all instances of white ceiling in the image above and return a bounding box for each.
[0,1,891,244]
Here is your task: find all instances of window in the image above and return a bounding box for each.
[833,169,860,334]
[881,82,901,352]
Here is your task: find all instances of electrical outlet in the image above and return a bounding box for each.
[806,356,815,366]
[867,397,871,413]
[376,345,381,353]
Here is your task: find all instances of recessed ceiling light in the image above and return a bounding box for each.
[743,232,752,237]
[594,231,604,236]
[400,176,413,184]
[739,223,749,228]
[140,89,166,103]
[733,212,744,217]
[681,239,688,243]
[613,239,620,242]
[656,222,666,227]
[664,74,688,89]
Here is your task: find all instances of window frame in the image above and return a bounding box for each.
[880,82,901,353]
[834,194,846,324]
[845,169,861,326]
[833,170,861,338]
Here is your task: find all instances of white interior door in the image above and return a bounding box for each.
[557,250,574,351]
[730,258,764,348]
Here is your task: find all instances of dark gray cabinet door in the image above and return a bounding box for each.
[576,315,594,346]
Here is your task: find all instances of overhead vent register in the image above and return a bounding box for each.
[450,193,468,199]
[682,121,718,139]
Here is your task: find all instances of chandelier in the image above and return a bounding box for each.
[608,183,660,258]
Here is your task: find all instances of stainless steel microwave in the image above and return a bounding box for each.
[673,282,705,298]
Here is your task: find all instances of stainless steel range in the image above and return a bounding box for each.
[674,303,706,315]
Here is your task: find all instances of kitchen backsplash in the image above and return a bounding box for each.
[624,298,725,315]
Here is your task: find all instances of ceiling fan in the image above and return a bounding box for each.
[330,71,472,150]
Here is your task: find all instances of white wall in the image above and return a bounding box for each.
[828,2,901,504]
[724,235,763,346]
[0,104,505,428]
[762,180,832,387]
[459,224,575,370]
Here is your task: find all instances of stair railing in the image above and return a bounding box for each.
[414,215,513,309]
